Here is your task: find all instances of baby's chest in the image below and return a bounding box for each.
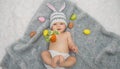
[56,35,67,42]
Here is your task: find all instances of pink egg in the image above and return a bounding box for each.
[39,17,45,23]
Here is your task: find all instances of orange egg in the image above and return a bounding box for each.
[68,22,74,29]
[50,34,56,42]
[30,31,36,38]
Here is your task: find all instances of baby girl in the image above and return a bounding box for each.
[41,3,78,69]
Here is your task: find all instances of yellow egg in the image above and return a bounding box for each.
[43,30,49,36]
[83,29,91,35]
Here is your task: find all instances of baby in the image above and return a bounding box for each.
[41,3,78,69]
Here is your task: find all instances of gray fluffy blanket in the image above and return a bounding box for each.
[1,0,120,69]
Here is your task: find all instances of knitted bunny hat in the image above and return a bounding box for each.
[47,3,67,28]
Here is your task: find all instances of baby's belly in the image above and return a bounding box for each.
[49,45,69,53]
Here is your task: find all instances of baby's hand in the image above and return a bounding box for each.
[70,46,78,53]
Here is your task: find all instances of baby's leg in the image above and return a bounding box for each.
[59,56,76,68]
[41,51,52,65]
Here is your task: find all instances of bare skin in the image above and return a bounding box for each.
[41,22,78,68]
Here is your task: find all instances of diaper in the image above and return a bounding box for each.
[44,50,70,69]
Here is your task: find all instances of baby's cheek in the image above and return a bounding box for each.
[52,26,57,30]
[62,26,66,30]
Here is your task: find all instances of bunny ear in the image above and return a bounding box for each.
[59,2,66,12]
[47,3,57,12]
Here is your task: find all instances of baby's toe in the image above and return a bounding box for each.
[51,62,57,68]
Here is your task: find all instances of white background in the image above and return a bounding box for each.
[0,0,120,68]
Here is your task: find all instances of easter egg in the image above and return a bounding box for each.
[70,13,77,21]
[50,34,56,42]
[83,29,91,35]
[30,31,36,38]
[68,22,74,29]
[39,17,45,23]
[43,30,49,36]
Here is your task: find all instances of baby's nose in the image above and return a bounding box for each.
[57,25,60,27]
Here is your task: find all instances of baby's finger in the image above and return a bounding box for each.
[73,48,76,52]
[72,48,76,52]
[75,49,78,53]
[74,48,78,53]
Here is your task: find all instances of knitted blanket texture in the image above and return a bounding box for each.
[1,0,120,69]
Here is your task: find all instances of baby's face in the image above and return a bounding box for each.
[51,22,66,33]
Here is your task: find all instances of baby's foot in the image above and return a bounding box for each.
[50,61,57,68]
[59,55,66,67]
[59,61,66,67]
[51,56,60,68]
[59,55,65,64]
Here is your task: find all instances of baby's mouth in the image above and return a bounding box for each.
[57,29,61,30]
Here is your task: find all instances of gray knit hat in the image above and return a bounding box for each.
[47,3,67,28]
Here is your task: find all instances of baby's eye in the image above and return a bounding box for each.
[53,23,57,25]
[60,23,64,25]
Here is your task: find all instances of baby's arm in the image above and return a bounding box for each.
[67,32,78,53]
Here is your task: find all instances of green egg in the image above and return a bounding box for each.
[70,13,77,21]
